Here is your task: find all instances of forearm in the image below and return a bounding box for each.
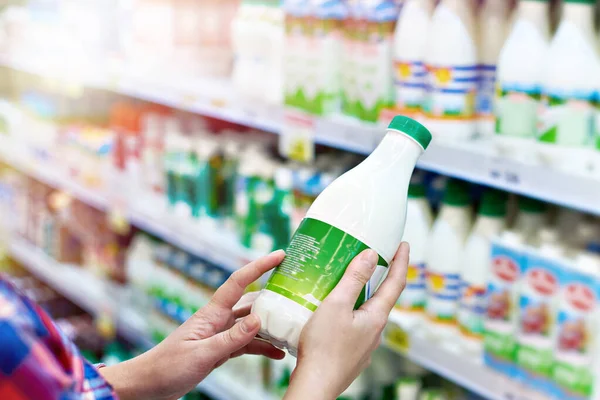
[99,351,170,400]
[284,366,340,400]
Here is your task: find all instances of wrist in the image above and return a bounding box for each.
[99,351,165,400]
[285,363,341,400]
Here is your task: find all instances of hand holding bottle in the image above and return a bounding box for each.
[285,243,410,400]
[100,250,286,400]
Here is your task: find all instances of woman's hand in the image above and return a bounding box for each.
[285,243,410,400]
[100,250,286,400]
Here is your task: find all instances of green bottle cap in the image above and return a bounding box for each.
[518,196,546,213]
[443,179,470,206]
[388,115,432,150]
[479,189,507,217]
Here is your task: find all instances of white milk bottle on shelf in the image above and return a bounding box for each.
[395,176,433,329]
[392,0,435,120]
[495,0,550,160]
[513,196,547,244]
[458,189,507,354]
[252,116,432,355]
[423,0,478,141]
[537,0,599,175]
[476,0,510,137]
[425,179,472,339]
[356,0,400,122]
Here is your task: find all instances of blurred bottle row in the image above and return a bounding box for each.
[2,0,600,177]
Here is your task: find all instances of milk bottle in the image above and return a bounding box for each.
[425,179,472,336]
[252,116,432,355]
[392,0,435,119]
[423,0,478,141]
[458,189,507,354]
[513,196,547,244]
[495,0,550,160]
[477,0,510,137]
[356,0,400,122]
[538,0,599,175]
[396,176,433,329]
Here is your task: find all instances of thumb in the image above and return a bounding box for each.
[205,313,261,360]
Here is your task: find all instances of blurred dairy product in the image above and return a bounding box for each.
[516,248,561,393]
[253,116,431,355]
[356,1,400,122]
[476,0,510,136]
[341,0,361,118]
[396,176,433,328]
[551,252,600,400]
[426,179,471,336]
[484,230,525,378]
[537,0,599,175]
[459,189,507,353]
[392,0,435,119]
[424,0,478,141]
[513,197,546,244]
[495,0,550,160]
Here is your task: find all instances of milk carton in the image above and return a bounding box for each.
[516,250,562,393]
[341,0,361,118]
[484,231,526,378]
[283,0,312,111]
[356,0,400,122]
[551,256,600,400]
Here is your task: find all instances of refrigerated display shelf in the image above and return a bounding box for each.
[385,313,548,400]
[7,237,547,400]
[2,55,599,215]
[7,238,277,400]
[0,137,260,273]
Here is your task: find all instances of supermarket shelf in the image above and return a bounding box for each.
[7,238,276,400]
[3,54,600,215]
[386,313,548,400]
[0,137,259,273]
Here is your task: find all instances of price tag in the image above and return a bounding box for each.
[487,158,522,187]
[384,322,410,354]
[280,108,315,163]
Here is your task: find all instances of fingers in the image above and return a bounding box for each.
[230,338,286,360]
[233,292,259,319]
[324,249,378,307]
[211,250,285,309]
[205,313,262,360]
[361,242,409,314]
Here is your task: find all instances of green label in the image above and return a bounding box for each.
[553,360,593,398]
[265,218,388,312]
[517,343,553,377]
[495,87,541,138]
[538,95,595,147]
[484,329,517,362]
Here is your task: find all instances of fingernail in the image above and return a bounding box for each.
[361,249,378,267]
[270,249,285,258]
[401,242,410,253]
[241,314,260,333]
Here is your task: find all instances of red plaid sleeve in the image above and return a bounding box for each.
[0,276,118,400]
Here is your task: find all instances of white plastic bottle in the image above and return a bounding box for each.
[513,196,547,244]
[537,0,599,175]
[458,189,507,354]
[392,0,435,120]
[425,179,472,337]
[423,0,478,141]
[396,177,433,329]
[252,116,432,355]
[495,0,550,160]
[476,0,510,137]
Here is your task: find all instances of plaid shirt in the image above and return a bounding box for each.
[0,276,118,400]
